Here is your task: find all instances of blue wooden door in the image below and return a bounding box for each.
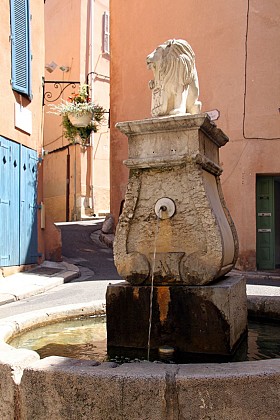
[0,137,38,267]
[20,146,38,264]
[0,137,20,266]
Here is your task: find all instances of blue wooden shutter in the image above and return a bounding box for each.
[0,137,20,266]
[20,146,38,264]
[10,0,31,97]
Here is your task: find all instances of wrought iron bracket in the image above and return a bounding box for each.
[43,80,80,105]
[42,76,110,127]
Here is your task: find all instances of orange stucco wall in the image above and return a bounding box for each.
[43,0,82,222]
[0,1,44,151]
[0,0,46,266]
[110,0,280,270]
[43,0,110,221]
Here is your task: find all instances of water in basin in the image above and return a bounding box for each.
[8,316,280,363]
[9,315,108,362]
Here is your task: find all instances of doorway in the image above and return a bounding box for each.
[256,176,280,270]
[0,137,38,267]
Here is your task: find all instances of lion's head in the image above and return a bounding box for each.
[147,39,196,89]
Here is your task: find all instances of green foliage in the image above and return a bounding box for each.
[49,84,105,145]
[62,115,102,145]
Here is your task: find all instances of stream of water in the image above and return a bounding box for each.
[147,214,161,361]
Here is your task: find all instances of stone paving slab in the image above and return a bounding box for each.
[0,294,15,305]
[246,284,280,296]
[0,261,79,306]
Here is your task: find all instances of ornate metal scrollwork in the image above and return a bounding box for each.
[43,81,80,105]
[43,78,110,127]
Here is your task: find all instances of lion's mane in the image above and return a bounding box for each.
[158,39,196,91]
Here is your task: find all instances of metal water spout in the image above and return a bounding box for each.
[155,198,175,220]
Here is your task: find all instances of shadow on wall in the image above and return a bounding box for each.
[44,216,62,262]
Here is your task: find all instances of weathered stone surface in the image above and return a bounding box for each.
[106,275,247,357]
[114,114,238,285]
[0,362,16,419]
[20,357,170,420]
[20,356,123,419]
[101,213,115,234]
[99,232,114,248]
[176,361,280,420]
[0,348,39,419]
[7,356,280,420]
[118,363,168,420]
[248,295,280,321]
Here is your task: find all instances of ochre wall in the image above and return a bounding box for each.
[110,0,280,269]
[43,0,82,222]
[0,1,44,150]
[0,0,46,264]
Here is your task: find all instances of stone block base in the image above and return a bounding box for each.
[106,275,247,360]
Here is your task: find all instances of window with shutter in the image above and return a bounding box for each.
[102,11,110,55]
[10,0,31,98]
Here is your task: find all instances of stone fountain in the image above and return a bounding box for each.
[0,40,278,419]
[106,39,247,360]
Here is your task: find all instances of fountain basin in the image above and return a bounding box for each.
[0,297,280,419]
[8,312,280,363]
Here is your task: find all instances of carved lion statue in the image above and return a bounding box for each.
[146,39,202,117]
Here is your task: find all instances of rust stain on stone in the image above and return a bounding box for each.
[157,286,171,323]
[133,287,139,299]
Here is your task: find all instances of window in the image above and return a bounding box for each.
[102,11,110,55]
[10,0,32,97]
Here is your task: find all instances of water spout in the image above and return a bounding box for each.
[154,197,175,220]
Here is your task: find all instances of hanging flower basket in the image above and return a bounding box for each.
[48,84,105,145]
[68,111,93,127]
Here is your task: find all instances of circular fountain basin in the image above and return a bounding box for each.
[0,297,280,419]
[7,314,280,363]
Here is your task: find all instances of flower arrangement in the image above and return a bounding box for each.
[49,84,105,145]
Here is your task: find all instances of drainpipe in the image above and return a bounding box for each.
[91,0,95,100]
[66,147,70,221]
[73,143,77,221]
[90,0,95,212]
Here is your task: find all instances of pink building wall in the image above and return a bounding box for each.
[110,0,280,270]
[44,0,110,222]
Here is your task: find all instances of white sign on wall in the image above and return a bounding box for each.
[206,109,220,121]
[14,103,32,135]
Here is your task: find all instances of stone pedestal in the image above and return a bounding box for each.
[108,114,246,359]
[114,114,239,286]
[106,275,247,359]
